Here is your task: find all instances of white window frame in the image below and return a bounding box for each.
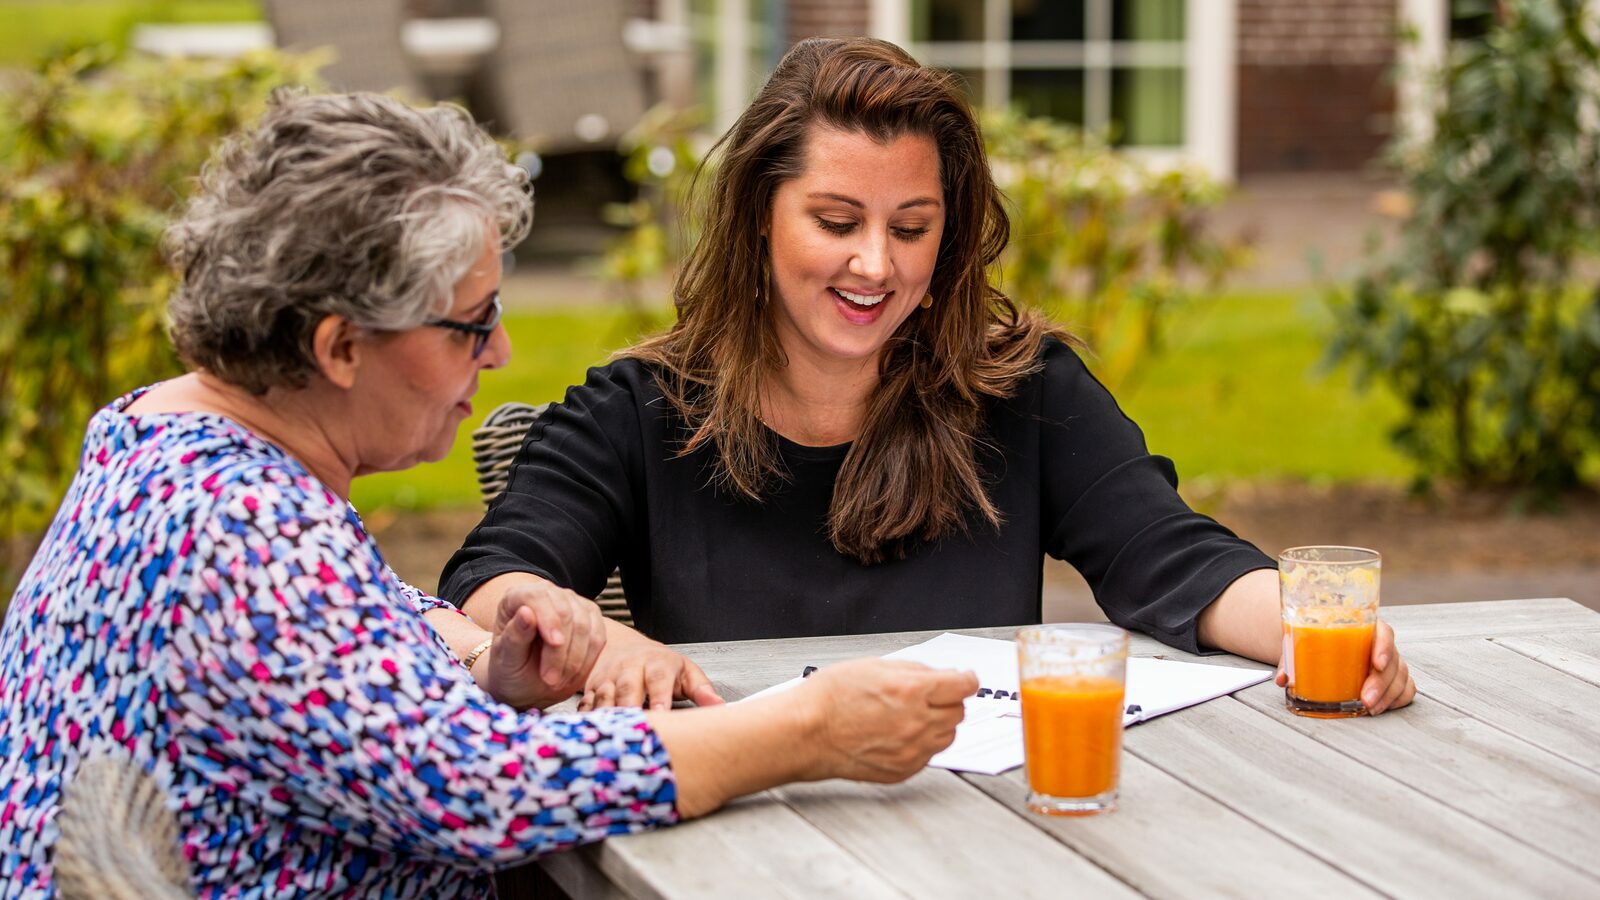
[873,0,1236,181]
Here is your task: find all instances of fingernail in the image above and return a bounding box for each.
[1364,689,1380,706]
[1378,653,1390,669]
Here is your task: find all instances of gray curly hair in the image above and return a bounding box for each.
[164,89,533,393]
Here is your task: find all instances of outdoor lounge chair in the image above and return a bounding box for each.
[264,0,422,96]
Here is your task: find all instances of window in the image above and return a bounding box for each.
[909,0,1186,147]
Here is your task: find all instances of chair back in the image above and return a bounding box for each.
[471,402,632,626]
[481,0,645,150]
[54,756,189,900]
[264,0,421,95]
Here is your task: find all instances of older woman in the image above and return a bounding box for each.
[0,91,975,898]
[441,38,1417,717]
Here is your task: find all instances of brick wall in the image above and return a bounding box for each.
[1237,0,1398,174]
[787,0,870,43]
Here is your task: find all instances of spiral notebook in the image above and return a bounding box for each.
[743,632,1272,775]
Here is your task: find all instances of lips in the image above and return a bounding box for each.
[830,287,891,325]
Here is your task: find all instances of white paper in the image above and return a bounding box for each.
[741,633,1272,775]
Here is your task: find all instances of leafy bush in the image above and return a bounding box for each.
[983,109,1243,393]
[1326,0,1600,493]
[596,104,707,333]
[0,46,323,594]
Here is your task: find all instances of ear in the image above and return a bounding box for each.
[310,314,361,390]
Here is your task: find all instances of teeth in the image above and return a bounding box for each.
[836,288,885,306]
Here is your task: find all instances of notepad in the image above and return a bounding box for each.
[742,632,1273,776]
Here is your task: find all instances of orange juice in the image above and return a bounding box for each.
[1287,621,1375,703]
[1020,675,1124,800]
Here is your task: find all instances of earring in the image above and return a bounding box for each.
[920,293,933,309]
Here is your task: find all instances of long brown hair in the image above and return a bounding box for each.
[626,37,1066,564]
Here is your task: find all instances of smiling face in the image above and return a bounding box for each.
[352,229,510,472]
[765,123,945,377]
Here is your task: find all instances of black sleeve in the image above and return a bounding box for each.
[1036,340,1275,654]
[438,364,644,608]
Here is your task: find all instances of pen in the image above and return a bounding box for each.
[798,666,1020,700]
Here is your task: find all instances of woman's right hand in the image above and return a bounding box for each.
[796,659,978,783]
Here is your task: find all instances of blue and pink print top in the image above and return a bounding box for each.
[0,388,678,898]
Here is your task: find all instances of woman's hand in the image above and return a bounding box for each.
[479,582,607,710]
[1272,619,1416,715]
[579,625,723,711]
[796,659,977,783]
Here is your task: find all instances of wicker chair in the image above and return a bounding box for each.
[54,756,189,900]
[471,402,632,626]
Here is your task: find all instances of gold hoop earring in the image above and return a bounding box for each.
[920,293,933,309]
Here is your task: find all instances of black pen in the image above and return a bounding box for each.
[798,666,1020,700]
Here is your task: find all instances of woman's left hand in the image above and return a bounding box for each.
[482,584,608,710]
[579,626,725,712]
[1273,619,1416,715]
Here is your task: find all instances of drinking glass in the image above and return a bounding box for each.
[1279,546,1381,718]
[1016,623,1129,816]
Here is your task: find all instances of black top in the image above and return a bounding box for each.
[439,338,1274,652]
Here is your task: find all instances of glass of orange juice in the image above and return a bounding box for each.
[1279,546,1381,718]
[1016,623,1129,816]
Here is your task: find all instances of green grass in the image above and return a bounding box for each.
[1117,291,1410,485]
[349,292,1411,515]
[349,308,660,512]
[0,0,262,67]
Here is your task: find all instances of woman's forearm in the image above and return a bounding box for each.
[644,693,821,819]
[1195,568,1282,664]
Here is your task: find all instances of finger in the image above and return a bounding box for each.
[554,626,590,695]
[577,688,596,712]
[925,670,980,706]
[1396,673,1418,709]
[492,608,535,672]
[1371,621,1396,671]
[579,611,606,682]
[1371,659,1411,715]
[676,661,724,706]
[613,666,647,708]
[592,680,616,710]
[536,603,575,686]
[641,660,676,712]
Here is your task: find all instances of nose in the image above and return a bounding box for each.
[848,230,893,285]
[480,320,512,370]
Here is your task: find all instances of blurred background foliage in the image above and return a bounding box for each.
[0,46,321,591]
[983,108,1244,395]
[0,0,261,67]
[1327,0,1600,495]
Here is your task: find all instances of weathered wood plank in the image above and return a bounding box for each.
[961,755,1379,898]
[1382,597,1597,642]
[1233,644,1600,879]
[1403,638,1600,773]
[556,794,905,900]
[770,769,1136,899]
[1123,691,1598,898]
[1493,631,1600,689]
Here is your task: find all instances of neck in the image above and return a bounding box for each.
[762,350,879,447]
[151,372,361,500]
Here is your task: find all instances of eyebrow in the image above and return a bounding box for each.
[464,289,498,317]
[806,192,943,211]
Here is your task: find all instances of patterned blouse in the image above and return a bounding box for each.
[0,388,679,898]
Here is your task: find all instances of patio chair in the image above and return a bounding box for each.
[54,755,188,900]
[472,402,632,626]
[263,0,422,96]
[480,0,646,149]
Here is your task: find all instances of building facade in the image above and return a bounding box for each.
[685,0,1457,181]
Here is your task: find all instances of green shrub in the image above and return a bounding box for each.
[1326,0,1600,493]
[982,109,1243,393]
[0,46,322,594]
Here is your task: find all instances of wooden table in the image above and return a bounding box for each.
[538,599,1600,898]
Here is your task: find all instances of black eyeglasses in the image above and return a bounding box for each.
[425,292,502,359]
